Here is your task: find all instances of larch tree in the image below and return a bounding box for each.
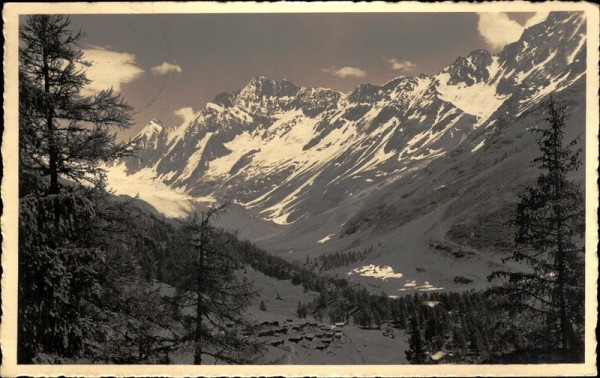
[172,204,264,365]
[19,14,133,195]
[18,15,133,362]
[488,98,585,353]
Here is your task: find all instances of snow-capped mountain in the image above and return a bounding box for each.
[115,12,585,230]
[104,11,587,291]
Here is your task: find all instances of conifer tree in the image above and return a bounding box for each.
[19,15,133,195]
[405,316,428,364]
[173,204,263,365]
[18,14,133,362]
[488,98,585,352]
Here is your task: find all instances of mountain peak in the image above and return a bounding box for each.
[441,49,495,86]
[348,83,384,103]
[211,91,239,108]
[238,76,300,100]
[468,49,493,60]
[136,119,164,141]
[249,75,269,84]
[149,119,165,127]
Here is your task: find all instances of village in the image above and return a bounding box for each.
[246,320,346,351]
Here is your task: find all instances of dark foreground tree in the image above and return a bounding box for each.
[18,14,133,362]
[19,14,133,195]
[405,316,428,364]
[488,98,585,355]
[171,204,263,364]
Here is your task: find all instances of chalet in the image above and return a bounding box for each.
[334,322,346,327]
[334,333,342,339]
[430,351,454,363]
[424,301,441,308]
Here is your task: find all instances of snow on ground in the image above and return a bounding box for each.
[317,233,335,244]
[347,265,403,280]
[471,139,486,152]
[435,67,508,124]
[397,280,444,292]
[179,132,213,181]
[103,163,208,219]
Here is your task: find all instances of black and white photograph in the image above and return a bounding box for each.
[1,2,598,376]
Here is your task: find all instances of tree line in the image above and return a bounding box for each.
[314,247,373,271]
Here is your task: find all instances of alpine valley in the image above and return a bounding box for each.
[106,12,586,295]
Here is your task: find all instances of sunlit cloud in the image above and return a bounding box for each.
[174,106,197,124]
[82,46,144,95]
[477,12,549,52]
[384,58,417,72]
[151,62,183,75]
[322,66,367,79]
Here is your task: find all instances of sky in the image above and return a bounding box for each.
[54,12,548,140]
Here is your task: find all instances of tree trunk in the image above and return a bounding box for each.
[552,120,569,351]
[555,207,569,350]
[194,229,204,365]
[42,45,59,195]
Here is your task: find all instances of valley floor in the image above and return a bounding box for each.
[165,267,410,364]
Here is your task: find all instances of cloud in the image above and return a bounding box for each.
[384,58,417,72]
[174,107,197,124]
[477,12,550,52]
[82,47,144,95]
[151,62,183,75]
[322,66,367,79]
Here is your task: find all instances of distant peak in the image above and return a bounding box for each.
[149,119,165,127]
[136,119,164,140]
[468,49,492,58]
[250,75,269,83]
[239,75,300,99]
[212,91,239,108]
